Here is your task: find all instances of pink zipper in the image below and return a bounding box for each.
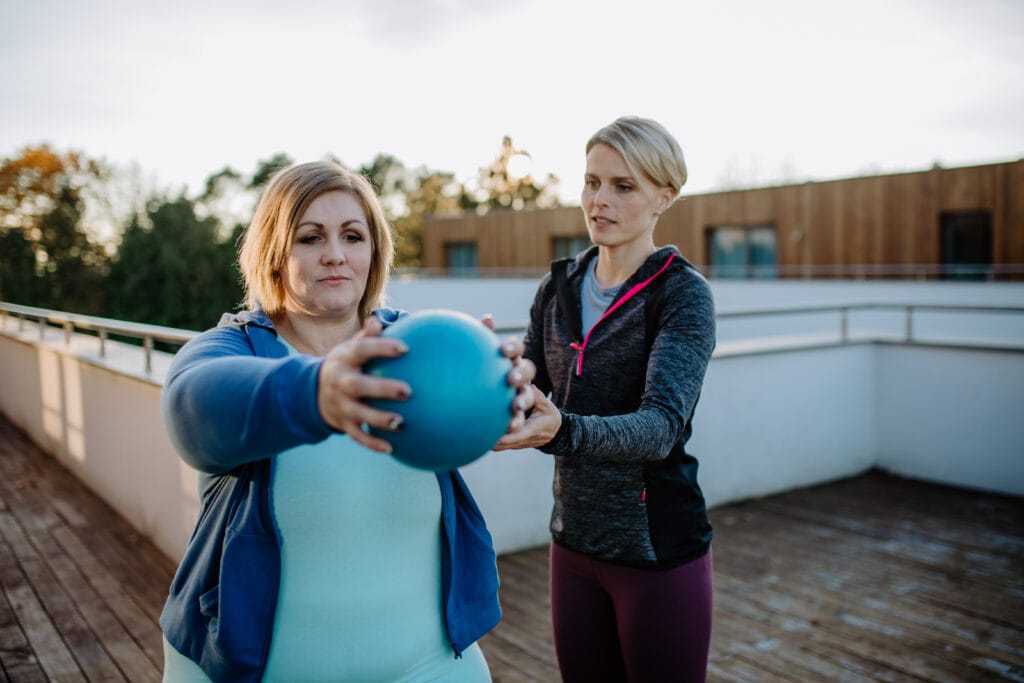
[571,253,676,376]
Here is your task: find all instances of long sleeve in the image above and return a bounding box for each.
[161,326,333,474]
[523,273,554,396]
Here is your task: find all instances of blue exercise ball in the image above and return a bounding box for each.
[365,309,515,470]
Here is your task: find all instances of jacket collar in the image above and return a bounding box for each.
[563,245,684,290]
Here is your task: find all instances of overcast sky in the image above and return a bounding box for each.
[2,0,1022,204]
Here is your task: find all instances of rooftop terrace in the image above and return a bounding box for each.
[1,280,1022,681]
[2,413,1021,682]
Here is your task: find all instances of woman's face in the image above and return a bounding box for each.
[581,143,672,250]
[280,190,373,321]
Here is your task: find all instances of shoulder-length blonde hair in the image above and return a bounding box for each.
[238,160,394,321]
[586,116,688,201]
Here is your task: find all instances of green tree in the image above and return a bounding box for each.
[108,196,242,331]
[249,153,294,191]
[0,227,48,306]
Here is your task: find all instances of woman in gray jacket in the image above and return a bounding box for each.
[495,116,716,682]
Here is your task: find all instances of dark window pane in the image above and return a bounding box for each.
[553,236,591,260]
[942,211,992,280]
[445,242,478,277]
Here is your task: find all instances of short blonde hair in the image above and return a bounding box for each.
[238,160,394,321]
[586,116,688,199]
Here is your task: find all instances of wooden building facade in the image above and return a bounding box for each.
[421,160,1024,279]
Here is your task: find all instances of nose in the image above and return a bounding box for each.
[591,183,610,208]
[321,234,347,265]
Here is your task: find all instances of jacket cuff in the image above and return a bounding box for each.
[539,410,573,456]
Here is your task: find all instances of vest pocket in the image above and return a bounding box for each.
[201,528,279,668]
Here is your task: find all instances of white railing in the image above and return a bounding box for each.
[3,301,1023,379]
[0,303,198,376]
[2,295,1022,560]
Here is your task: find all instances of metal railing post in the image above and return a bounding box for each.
[143,336,154,375]
[905,306,914,342]
[839,307,848,343]
[99,329,107,358]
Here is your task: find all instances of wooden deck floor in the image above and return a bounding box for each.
[1,412,1022,682]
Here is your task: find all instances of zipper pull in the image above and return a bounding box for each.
[570,341,583,376]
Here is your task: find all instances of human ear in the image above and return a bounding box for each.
[655,187,674,216]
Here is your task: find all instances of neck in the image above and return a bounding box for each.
[594,241,658,287]
[274,310,361,356]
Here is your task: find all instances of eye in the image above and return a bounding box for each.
[343,231,365,243]
[617,183,633,192]
[584,178,598,190]
[298,232,321,244]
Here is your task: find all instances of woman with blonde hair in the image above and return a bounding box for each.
[160,160,534,681]
[496,117,716,682]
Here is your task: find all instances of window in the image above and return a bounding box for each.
[552,236,591,260]
[941,211,992,280]
[444,242,478,277]
[707,225,778,279]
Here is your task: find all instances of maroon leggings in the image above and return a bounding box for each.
[549,543,713,683]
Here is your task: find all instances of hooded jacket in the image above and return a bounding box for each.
[524,246,716,569]
[159,308,501,682]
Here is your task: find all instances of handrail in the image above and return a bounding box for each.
[3,301,1023,375]
[0,302,198,376]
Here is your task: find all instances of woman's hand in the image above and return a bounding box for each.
[317,316,411,452]
[492,386,562,451]
[481,314,537,434]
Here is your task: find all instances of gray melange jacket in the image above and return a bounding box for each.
[524,245,716,569]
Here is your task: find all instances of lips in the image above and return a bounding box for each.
[318,275,350,284]
[590,215,614,226]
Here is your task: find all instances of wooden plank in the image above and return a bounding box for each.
[3,411,1024,682]
[0,544,83,682]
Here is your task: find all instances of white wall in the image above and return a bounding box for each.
[873,344,1024,493]
[2,281,1022,560]
[0,329,197,562]
[693,344,877,508]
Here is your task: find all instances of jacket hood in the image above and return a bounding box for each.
[218,308,276,331]
[216,307,404,334]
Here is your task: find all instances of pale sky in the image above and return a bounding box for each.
[2,0,1022,205]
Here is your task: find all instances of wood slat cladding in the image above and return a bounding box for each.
[422,160,1024,278]
[1,412,1021,681]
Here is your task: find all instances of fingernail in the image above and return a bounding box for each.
[388,416,404,431]
[509,369,523,384]
[516,396,529,412]
[503,341,516,354]
[394,341,409,353]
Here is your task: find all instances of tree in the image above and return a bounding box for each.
[108,195,242,330]
[358,154,467,269]
[197,166,254,240]
[249,153,294,191]
[463,136,561,212]
[0,146,109,313]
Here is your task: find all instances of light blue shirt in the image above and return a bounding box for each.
[162,338,490,682]
[581,256,622,335]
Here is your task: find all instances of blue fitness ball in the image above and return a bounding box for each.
[365,309,515,470]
